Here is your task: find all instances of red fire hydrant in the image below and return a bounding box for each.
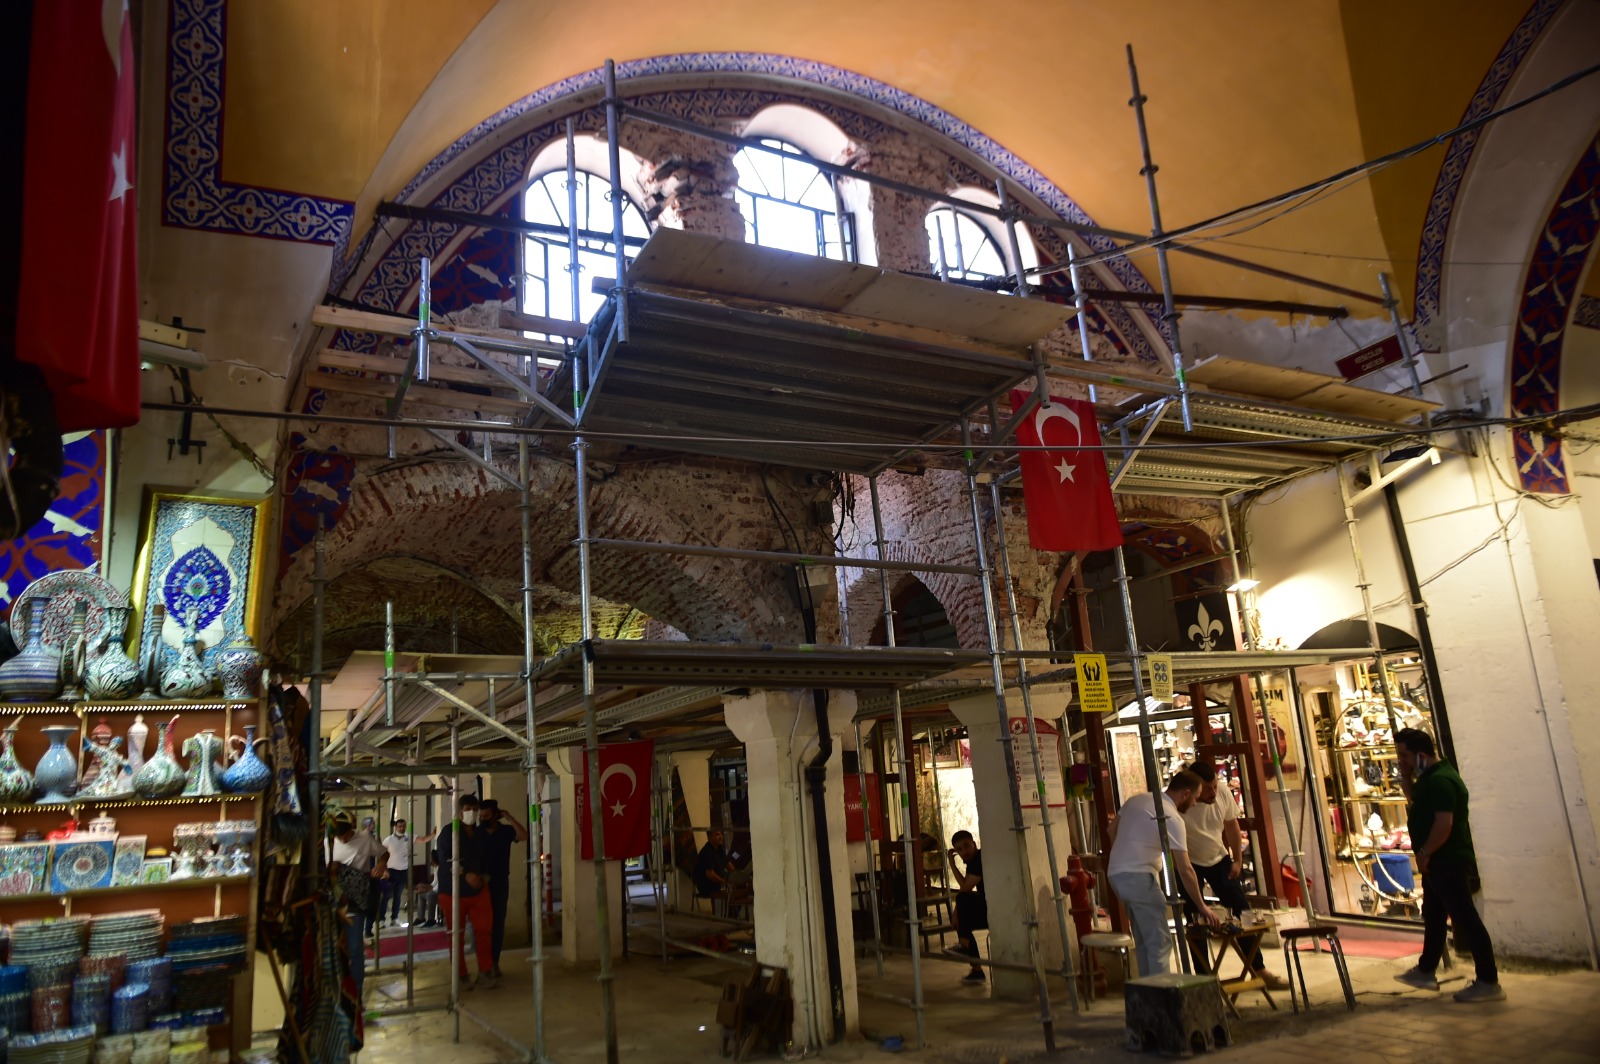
[1061,854,1096,941]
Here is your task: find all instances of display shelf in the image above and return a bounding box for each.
[0,793,259,816]
[1340,796,1406,805]
[1347,846,1415,857]
[0,874,253,904]
[3,698,254,715]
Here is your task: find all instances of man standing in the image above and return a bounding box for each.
[946,830,988,985]
[436,793,497,989]
[693,830,738,899]
[1177,762,1288,989]
[326,812,387,1001]
[381,817,438,928]
[477,799,528,979]
[1392,728,1505,1002]
[1106,769,1220,977]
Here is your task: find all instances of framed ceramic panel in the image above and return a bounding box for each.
[131,491,271,679]
[49,836,115,893]
[112,835,148,886]
[0,841,51,896]
[138,857,172,884]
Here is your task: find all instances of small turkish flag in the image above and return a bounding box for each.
[14,0,141,430]
[1009,390,1122,552]
[574,739,656,860]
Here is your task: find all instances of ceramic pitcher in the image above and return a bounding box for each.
[181,729,225,797]
[86,606,141,701]
[221,725,271,794]
[132,718,185,799]
[160,609,213,700]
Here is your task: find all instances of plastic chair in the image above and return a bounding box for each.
[1281,924,1356,1013]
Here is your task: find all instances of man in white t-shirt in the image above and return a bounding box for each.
[1179,762,1288,989]
[326,812,388,999]
[381,818,439,927]
[1105,768,1219,977]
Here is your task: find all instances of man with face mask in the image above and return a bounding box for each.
[1392,728,1504,1002]
[1106,769,1220,977]
[477,799,528,978]
[436,793,496,989]
[382,817,439,928]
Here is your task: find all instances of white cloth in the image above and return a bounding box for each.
[383,832,417,869]
[1181,783,1241,868]
[1107,792,1188,877]
[327,831,385,869]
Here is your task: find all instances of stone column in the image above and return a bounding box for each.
[630,125,745,239]
[546,747,623,962]
[839,131,952,274]
[667,749,715,907]
[725,690,859,1045]
[947,692,1076,1002]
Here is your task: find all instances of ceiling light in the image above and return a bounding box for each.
[1227,577,1259,593]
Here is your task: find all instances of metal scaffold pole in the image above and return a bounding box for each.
[987,473,1081,1012]
[1337,464,1402,733]
[517,438,549,1060]
[309,519,326,867]
[867,475,926,1049]
[1126,44,1192,432]
[960,422,1056,1050]
[1112,544,1192,972]
[450,715,462,1043]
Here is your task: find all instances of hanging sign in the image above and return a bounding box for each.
[843,773,882,842]
[1010,717,1067,809]
[1335,335,1404,382]
[1148,653,1174,702]
[1074,653,1114,716]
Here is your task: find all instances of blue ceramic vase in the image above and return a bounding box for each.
[33,725,81,803]
[213,637,262,701]
[221,725,271,794]
[0,599,63,703]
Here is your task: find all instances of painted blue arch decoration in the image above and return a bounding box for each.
[334,55,1168,364]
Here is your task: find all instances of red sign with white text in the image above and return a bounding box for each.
[1335,335,1404,382]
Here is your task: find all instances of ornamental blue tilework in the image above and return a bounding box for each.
[0,432,107,616]
[138,497,261,675]
[1412,0,1561,338]
[1509,132,1600,495]
[337,59,1165,363]
[164,0,354,246]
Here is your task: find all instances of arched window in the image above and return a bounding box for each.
[926,207,1007,282]
[733,139,848,260]
[521,169,650,328]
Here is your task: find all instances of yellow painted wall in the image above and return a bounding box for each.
[213,0,1526,313]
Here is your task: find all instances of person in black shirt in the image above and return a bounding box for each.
[946,830,988,984]
[694,830,735,897]
[436,793,496,989]
[477,799,528,979]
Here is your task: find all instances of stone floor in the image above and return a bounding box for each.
[348,935,1600,1063]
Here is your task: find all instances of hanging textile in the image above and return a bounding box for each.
[266,685,308,858]
[280,893,360,1062]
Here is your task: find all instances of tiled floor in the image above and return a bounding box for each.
[349,937,1600,1063]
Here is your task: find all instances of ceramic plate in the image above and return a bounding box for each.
[12,571,130,654]
[49,838,115,892]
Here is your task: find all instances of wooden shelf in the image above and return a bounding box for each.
[0,874,254,904]
[0,793,260,816]
[1348,846,1414,857]
[1340,796,1406,805]
[4,700,253,716]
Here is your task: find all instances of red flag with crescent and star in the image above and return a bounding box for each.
[13,0,141,430]
[1009,390,1122,552]
[574,739,655,860]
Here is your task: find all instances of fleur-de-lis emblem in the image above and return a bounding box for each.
[1188,603,1224,650]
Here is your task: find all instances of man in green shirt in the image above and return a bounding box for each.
[1392,728,1504,1002]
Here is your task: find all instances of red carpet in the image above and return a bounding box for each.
[369,928,450,958]
[1329,925,1422,960]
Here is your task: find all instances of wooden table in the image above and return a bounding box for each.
[1203,922,1277,1016]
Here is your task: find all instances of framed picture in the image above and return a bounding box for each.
[130,491,271,679]
[0,841,51,896]
[138,857,172,884]
[50,837,115,893]
[112,835,148,886]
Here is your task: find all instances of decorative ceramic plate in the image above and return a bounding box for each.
[0,841,49,896]
[12,570,130,654]
[49,838,115,893]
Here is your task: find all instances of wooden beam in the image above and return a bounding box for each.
[317,348,520,392]
[310,304,577,349]
[309,371,535,416]
[496,306,589,340]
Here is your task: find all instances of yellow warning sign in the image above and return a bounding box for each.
[1074,653,1114,717]
[1148,654,1174,702]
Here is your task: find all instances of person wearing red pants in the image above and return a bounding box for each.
[436,793,497,989]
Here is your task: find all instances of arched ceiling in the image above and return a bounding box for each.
[211,0,1537,314]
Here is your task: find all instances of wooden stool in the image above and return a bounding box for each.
[1079,931,1133,1005]
[1124,973,1231,1056]
[1281,925,1356,1013]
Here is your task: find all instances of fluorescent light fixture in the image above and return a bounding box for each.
[1227,577,1260,593]
[139,338,208,371]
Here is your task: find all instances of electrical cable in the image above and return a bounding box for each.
[1056,61,1600,271]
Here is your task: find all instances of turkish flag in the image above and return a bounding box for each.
[13,0,141,430]
[1009,390,1122,552]
[574,739,656,860]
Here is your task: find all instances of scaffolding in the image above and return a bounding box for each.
[167,53,1459,1064]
